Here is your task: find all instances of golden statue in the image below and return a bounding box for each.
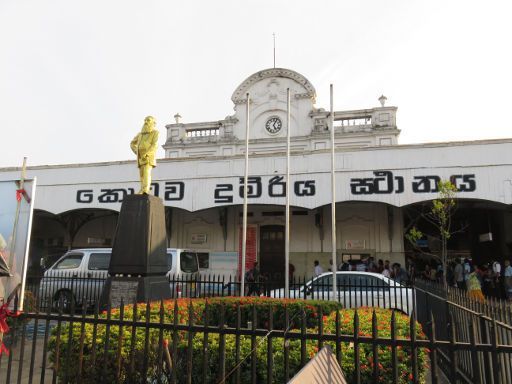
[131,116,159,194]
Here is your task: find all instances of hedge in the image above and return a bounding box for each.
[48,297,428,383]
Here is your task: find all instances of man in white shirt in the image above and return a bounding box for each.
[314,260,324,277]
[504,259,512,301]
[454,260,464,289]
[463,259,472,283]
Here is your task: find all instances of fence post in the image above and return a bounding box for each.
[428,311,438,384]
[353,309,361,384]
[410,309,418,383]
[372,310,379,383]
[479,314,492,383]
[447,311,458,383]
[187,301,195,384]
[490,318,500,384]
[267,305,273,384]
[251,305,257,384]
[203,299,211,384]
[469,317,482,384]
[284,304,290,382]
[235,302,241,384]
[218,303,226,384]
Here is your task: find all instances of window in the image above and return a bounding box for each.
[311,275,332,292]
[88,253,111,270]
[337,274,388,291]
[180,252,199,273]
[54,253,83,269]
[197,252,209,269]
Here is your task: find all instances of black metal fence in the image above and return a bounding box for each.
[1,293,512,384]
[415,278,512,327]
[10,272,511,383]
[25,272,415,314]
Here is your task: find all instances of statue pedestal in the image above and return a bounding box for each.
[101,194,171,307]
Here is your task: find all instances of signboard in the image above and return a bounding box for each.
[479,232,493,242]
[190,233,208,244]
[0,179,36,310]
[345,240,366,249]
[1,140,511,214]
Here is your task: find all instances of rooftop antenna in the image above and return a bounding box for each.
[273,32,276,68]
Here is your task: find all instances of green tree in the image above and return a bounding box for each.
[406,180,458,289]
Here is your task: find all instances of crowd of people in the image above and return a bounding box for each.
[419,258,512,302]
[244,257,512,302]
[318,257,411,284]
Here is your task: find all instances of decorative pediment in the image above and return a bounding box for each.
[231,68,316,104]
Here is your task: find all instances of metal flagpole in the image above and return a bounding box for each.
[285,88,291,298]
[273,33,276,68]
[241,93,250,296]
[8,157,27,272]
[330,85,337,300]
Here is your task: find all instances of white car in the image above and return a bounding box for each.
[269,272,414,315]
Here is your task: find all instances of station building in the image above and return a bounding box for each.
[1,68,511,282]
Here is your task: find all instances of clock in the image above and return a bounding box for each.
[265,117,282,134]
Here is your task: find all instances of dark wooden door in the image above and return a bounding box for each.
[259,225,285,284]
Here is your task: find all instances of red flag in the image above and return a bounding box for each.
[15,189,25,202]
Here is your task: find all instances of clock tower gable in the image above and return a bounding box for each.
[230,68,317,140]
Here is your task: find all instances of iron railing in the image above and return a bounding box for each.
[1,291,512,384]
[5,272,510,383]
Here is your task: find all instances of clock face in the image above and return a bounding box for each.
[265,117,282,134]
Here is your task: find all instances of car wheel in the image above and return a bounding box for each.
[54,290,76,313]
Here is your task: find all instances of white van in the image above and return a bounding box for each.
[39,248,200,309]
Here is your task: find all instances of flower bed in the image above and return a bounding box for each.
[48,297,428,383]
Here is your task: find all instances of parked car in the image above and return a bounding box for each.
[38,248,111,311]
[39,248,200,309]
[269,271,414,315]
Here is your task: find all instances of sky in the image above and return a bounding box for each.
[1,0,511,168]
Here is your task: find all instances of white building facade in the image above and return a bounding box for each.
[1,68,511,281]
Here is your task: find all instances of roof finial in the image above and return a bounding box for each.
[174,113,182,124]
[378,95,387,107]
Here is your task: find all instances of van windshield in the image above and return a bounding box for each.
[180,252,199,273]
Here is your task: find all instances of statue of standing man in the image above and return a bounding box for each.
[131,116,158,194]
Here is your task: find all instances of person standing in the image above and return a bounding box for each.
[367,257,377,272]
[463,258,472,286]
[503,259,512,301]
[454,259,465,289]
[377,259,384,273]
[393,263,408,284]
[314,260,323,277]
[467,266,485,302]
[289,263,295,284]
[246,262,261,296]
[492,260,502,298]
[422,265,432,280]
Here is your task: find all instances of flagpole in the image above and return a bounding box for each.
[285,88,291,298]
[330,85,337,300]
[241,93,250,296]
[8,157,27,272]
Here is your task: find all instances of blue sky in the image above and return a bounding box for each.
[1,0,511,167]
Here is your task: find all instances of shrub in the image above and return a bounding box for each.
[48,298,428,383]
